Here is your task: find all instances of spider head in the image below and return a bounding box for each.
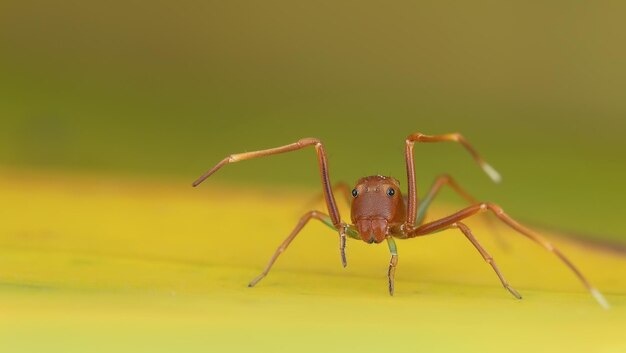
[350,175,405,244]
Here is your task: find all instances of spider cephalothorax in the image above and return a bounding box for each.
[350,175,406,244]
[192,132,609,308]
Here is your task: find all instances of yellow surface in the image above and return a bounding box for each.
[0,170,625,352]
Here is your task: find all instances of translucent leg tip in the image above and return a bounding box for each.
[248,275,264,288]
[482,163,502,184]
[591,288,610,310]
[506,286,523,300]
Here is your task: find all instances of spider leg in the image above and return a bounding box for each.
[386,237,398,296]
[451,222,521,299]
[408,203,610,309]
[192,138,348,266]
[249,210,339,287]
[404,132,500,228]
[416,174,508,249]
[418,174,485,224]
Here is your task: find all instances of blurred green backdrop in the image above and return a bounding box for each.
[1,1,625,242]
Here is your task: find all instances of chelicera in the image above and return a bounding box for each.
[193,132,608,308]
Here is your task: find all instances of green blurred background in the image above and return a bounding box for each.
[1,1,625,242]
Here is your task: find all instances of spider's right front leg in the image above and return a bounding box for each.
[192,137,349,266]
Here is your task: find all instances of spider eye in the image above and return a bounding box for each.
[387,188,395,197]
[351,189,358,197]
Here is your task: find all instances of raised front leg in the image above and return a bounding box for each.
[404,132,501,229]
[193,138,349,266]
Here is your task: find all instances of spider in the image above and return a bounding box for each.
[192,132,608,308]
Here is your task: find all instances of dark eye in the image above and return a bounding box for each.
[387,188,395,197]
[351,189,358,197]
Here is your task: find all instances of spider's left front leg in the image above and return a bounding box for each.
[403,131,501,230]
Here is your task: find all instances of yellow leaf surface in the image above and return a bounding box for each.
[0,171,625,353]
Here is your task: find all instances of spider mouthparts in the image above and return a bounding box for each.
[356,219,388,244]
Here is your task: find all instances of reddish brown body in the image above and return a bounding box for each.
[351,176,405,244]
[192,131,609,308]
